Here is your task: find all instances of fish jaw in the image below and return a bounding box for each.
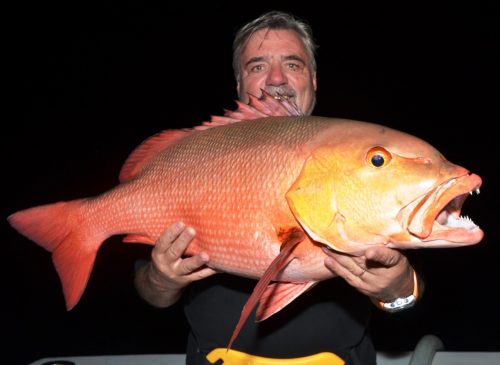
[393,172,483,248]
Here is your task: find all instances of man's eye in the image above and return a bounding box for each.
[250,64,265,73]
[287,63,301,71]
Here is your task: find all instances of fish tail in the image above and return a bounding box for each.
[8,199,106,310]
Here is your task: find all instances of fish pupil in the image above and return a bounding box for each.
[371,154,385,167]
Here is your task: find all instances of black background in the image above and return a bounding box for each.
[5,2,499,364]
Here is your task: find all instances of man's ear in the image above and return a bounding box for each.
[312,71,317,91]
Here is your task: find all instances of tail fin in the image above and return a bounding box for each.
[8,199,106,310]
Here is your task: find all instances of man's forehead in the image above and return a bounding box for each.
[241,28,309,61]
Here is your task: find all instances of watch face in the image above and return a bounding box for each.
[383,295,416,312]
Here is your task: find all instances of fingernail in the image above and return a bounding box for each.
[322,246,334,254]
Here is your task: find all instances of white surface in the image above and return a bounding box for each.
[29,354,186,365]
[28,352,500,365]
[377,351,500,365]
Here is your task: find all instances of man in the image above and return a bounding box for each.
[135,11,420,365]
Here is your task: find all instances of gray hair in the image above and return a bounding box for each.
[232,11,318,82]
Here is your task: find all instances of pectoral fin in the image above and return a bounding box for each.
[227,227,305,350]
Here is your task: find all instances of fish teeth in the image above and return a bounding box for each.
[469,188,481,195]
[446,214,478,229]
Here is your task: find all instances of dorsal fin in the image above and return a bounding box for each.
[119,130,191,182]
[119,91,302,182]
[210,89,302,125]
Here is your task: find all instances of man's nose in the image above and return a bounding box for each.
[266,65,288,85]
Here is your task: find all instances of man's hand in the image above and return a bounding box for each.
[323,246,415,303]
[135,222,217,308]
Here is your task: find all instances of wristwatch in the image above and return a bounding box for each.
[372,270,421,313]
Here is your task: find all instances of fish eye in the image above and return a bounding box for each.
[366,147,392,168]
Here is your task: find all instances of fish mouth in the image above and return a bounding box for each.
[402,173,483,245]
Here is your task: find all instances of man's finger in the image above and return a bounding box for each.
[154,222,186,254]
[325,256,366,288]
[365,246,401,267]
[167,227,196,260]
[186,267,218,282]
[177,252,210,275]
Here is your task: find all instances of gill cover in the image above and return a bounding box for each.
[285,146,353,253]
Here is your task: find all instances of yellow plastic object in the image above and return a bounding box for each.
[206,348,345,365]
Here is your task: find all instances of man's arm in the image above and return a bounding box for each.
[134,222,217,308]
[323,246,422,309]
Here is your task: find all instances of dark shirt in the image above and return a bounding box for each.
[184,274,376,365]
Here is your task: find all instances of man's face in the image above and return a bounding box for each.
[237,28,317,115]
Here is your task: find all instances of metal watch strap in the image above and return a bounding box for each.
[373,270,420,313]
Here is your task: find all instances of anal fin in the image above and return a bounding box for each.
[122,234,155,245]
[256,281,317,321]
[226,227,305,350]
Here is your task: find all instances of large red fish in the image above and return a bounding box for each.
[8,94,483,348]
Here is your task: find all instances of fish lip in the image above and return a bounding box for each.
[404,173,483,243]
